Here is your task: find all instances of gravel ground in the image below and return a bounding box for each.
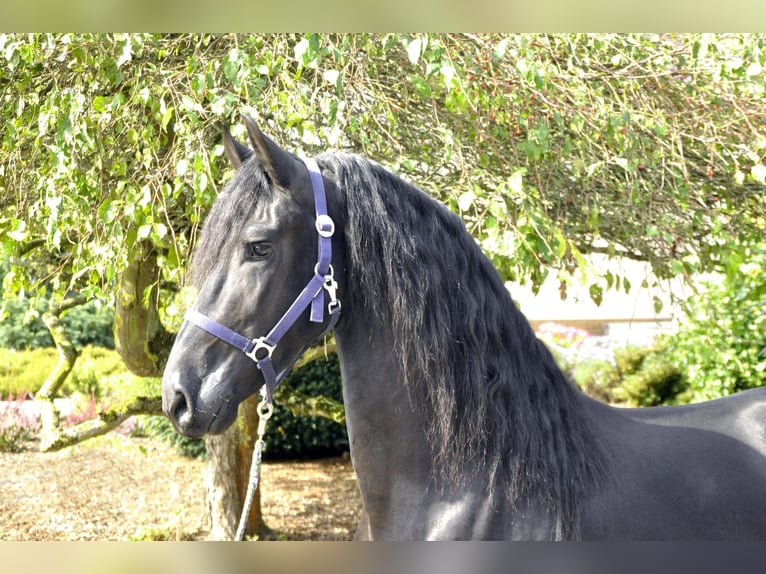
[0,432,361,541]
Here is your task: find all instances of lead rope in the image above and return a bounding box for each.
[234,398,273,541]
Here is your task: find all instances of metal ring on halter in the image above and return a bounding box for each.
[315,263,335,277]
[256,399,274,435]
[257,399,274,419]
[315,214,335,238]
[245,337,275,363]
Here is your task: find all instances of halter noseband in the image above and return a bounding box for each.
[183,157,341,404]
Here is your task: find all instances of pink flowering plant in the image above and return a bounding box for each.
[0,392,40,452]
[536,322,616,368]
[536,322,622,402]
[536,322,591,348]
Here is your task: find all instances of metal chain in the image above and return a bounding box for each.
[234,398,273,541]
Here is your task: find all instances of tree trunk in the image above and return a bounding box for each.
[37,294,87,451]
[204,394,268,540]
[113,241,174,376]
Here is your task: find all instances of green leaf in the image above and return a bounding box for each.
[161,106,174,131]
[294,38,309,63]
[494,38,510,59]
[589,283,604,306]
[322,69,340,91]
[176,158,189,176]
[137,223,152,241]
[116,36,132,68]
[98,201,119,224]
[440,63,455,90]
[508,169,524,195]
[458,191,476,212]
[614,157,629,170]
[406,37,423,65]
[6,219,28,242]
[750,163,766,184]
[409,75,431,99]
[93,96,107,113]
[323,69,339,85]
[152,223,168,244]
[586,161,603,177]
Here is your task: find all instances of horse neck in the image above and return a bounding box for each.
[333,312,440,537]
[335,277,611,534]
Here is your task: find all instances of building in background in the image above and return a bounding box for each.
[509,255,702,346]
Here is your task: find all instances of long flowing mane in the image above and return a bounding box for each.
[319,153,610,539]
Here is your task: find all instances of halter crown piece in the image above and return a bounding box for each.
[183,157,341,404]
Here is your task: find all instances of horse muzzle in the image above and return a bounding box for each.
[162,379,237,438]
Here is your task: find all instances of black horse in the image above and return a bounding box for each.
[162,115,766,540]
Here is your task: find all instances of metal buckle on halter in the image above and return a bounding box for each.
[320,265,340,312]
[245,337,275,363]
[328,298,342,315]
[315,214,335,238]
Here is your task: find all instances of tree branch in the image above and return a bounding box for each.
[39,395,163,452]
[37,294,88,400]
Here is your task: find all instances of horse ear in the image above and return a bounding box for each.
[241,114,302,190]
[220,122,253,169]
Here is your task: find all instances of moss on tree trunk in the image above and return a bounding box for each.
[114,241,174,377]
[39,396,162,452]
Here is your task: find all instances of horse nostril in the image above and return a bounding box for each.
[169,388,192,427]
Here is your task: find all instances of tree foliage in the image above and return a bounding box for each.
[2,33,764,321]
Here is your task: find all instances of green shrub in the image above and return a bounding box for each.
[571,358,621,402]
[266,354,348,460]
[0,346,138,398]
[563,339,682,407]
[142,355,347,461]
[64,347,129,397]
[613,345,649,375]
[610,344,683,406]
[144,415,207,459]
[667,243,766,403]
[0,297,114,350]
[0,348,59,396]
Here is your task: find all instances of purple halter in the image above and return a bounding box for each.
[183,157,341,404]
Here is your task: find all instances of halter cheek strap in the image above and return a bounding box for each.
[183,157,341,403]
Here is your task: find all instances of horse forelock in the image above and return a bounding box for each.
[188,161,274,289]
[320,152,609,539]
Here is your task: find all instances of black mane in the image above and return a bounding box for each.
[319,153,609,539]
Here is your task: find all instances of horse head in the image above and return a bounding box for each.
[161,115,343,438]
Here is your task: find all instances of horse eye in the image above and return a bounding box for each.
[245,242,272,260]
